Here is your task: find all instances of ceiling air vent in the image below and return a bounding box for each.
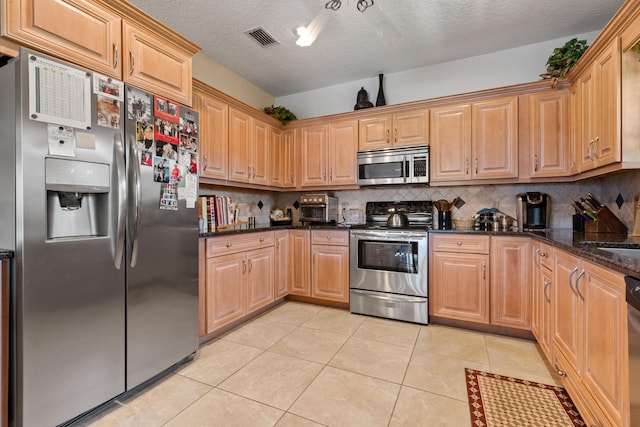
[245,27,279,47]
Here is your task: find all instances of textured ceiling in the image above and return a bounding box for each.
[128,0,625,97]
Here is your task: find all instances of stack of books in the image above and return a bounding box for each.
[198,195,238,233]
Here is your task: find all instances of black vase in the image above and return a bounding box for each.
[375,73,386,107]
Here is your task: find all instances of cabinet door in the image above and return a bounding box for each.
[358,115,391,150]
[593,38,621,167]
[2,0,121,78]
[289,230,311,296]
[490,236,531,329]
[311,245,349,303]
[578,68,597,172]
[194,88,228,180]
[430,252,489,324]
[246,247,274,313]
[472,96,518,179]
[430,104,471,182]
[270,127,283,186]
[300,125,328,187]
[328,119,358,186]
[274,231,289,298]
[529,90,569,177]
[392,108,429,147]
[206,252,246,333]
[251,119,270,185]
[568,84,581,175]
[553,250,582,371]
[122,21,192,105]
[282,129,297,188]
[581,261,627,427]
[228,108,252,183]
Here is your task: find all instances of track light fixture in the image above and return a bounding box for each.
[325,0,375,13]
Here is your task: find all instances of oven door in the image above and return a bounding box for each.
[349,229,427,297]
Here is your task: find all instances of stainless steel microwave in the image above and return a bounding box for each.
[357,145,429,186]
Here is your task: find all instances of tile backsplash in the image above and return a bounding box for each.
[202,169,640,231]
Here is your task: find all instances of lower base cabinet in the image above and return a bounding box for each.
[310,230,349,303]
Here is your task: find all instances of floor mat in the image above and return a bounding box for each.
[465,368,585,426]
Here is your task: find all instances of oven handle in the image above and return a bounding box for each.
[351,231,427,240]
[351,289,427,303]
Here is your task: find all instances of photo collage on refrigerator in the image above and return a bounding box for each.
[126,88,199,211]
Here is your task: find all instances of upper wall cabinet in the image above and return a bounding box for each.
[2,0,199,105]
[358,108,429,151]
[521,89,570,178]
[574,38,621,173]
[430,96,518,183]
[193,82,228,180]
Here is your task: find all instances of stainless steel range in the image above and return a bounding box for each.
[349,201,433,324]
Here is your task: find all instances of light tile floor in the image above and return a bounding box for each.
[80,301,562,427]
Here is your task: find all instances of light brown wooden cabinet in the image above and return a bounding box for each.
[575,38,621,173]
[300,120,357,188]
[193,83,228,180]
[274,230,289,298]
[2,0,198,105]
[310,230,349,303]
[430,96,518,183]
[358,108,429,151]
[489,236,531,330]
[531,241,554,361]
[203,232,274,335]
[552,248,629,427]
[228,108,270,185]
[270,127,296,188]
[429,234,490,324]
[430,234,531,329]
[289,230,311,296]
[522,90,570,178]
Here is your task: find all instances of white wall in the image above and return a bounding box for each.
[276,31,601,119]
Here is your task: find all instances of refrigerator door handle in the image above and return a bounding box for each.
[128,134,142,267]
[113,132,127,269]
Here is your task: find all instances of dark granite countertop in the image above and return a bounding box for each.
[431,229,640,278]
[202,225,640,278]
[0,250,14,260]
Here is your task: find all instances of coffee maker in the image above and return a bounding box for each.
[516,192,551,230]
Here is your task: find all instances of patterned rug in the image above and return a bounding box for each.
[465,368,585,426]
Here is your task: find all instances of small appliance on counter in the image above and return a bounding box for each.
[270,208,292,226]
[516,192,551,230]
[299,194,338,224]
[342,208,365,225]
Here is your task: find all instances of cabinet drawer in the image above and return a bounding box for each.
[206,231,274,257]
[311,229,349,246]
[430,234,490,254]
[537,241,554,270]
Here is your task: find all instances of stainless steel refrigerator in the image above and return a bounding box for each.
[0,48,199,426]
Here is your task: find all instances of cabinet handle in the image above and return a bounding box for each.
[394,128,398,143]
[226,243,232,248]
[129,51,134,75]
[543,279,551,303]
[260,238,265,242]
[592,137,599,159]
[202,155,208,170]
[575,269,585,300]
[475,158,479,174]
[248,259,252,272]
[568,266,578,295]
[330,168,332,181]
[386,129,390,144]
[534,154,538,171]
[534,248,540,267]
[556,368,566,377]
[465,159,469,175]
[540,251,547,258]
[326,235,332,240]
[323,169,327,180]
[456,241,462,245]
[113,44,118,69]
[243,260,246,274]
[482,262,486,279]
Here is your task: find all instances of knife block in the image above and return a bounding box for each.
[584,205,628,234]
[631,195,640,237]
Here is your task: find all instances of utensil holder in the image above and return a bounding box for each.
[584,206,628,234]
[437,211,452,230]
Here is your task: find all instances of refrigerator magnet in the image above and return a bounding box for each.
[127,87,151,122]
[93,73,123,102]
[141,151,152,167]
[96,95,120,129]
[47,125,75,157]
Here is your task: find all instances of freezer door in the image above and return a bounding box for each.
[2,52,126,427]
[124,88,198,390]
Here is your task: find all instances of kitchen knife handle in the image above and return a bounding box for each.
[113,132,126,269]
